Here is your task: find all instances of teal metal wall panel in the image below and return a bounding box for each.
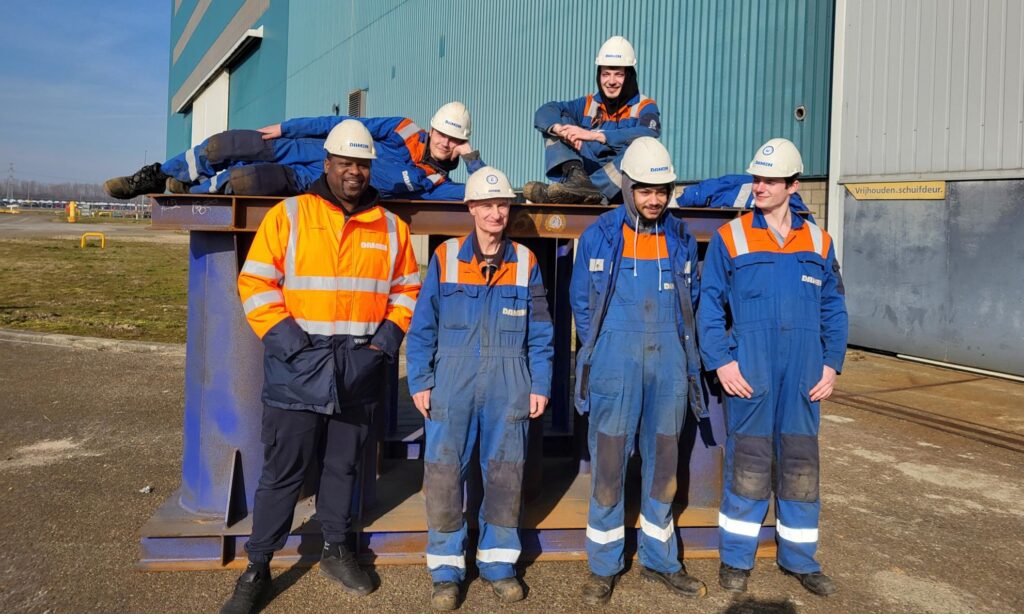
[169,0,247,96]
[282,0,833,185]
[227,1,290,130]
[165,110,192,159]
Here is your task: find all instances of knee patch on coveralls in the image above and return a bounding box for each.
[650,433,679,504]
[595,432,626,507]
[228,164,301,196]
[206,130,275,163]
[778,434,820,502]
[483,460,524,527]
[424,462,462,532]
[732,434,772,500]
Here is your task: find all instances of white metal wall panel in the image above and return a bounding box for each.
[839,0,1024,180]
[190,70,230,147]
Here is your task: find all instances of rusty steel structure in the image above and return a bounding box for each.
[139,195,780,570]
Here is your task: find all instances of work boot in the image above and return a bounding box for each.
[165,177,190,194]
[219,562,271,614]
[640,566,708,598]
[430,581,460,610]
[319,541,374,595]
[719,563,750,593]
[523,181,549,203]
[780,566,838,596]
[486,576,525,603]
[581,572,616,606]
[547,165,604,204]
[103,163,168,199]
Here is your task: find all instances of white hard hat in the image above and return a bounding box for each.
[324,119,376,159]
[430,101,472,140]
[595,35,637,67]
[746,137,804,177]
[620,137,677,185]
[465,166,515,201]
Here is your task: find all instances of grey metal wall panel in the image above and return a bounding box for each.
[283,0,833,186]
[839,0,1024,180]
[844,180,1024,376]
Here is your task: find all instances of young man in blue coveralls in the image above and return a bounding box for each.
[570,137,708,605]
[103,102,483,201]
[524,36,663,204]
[406,167,555,611]
[698,138,848,597]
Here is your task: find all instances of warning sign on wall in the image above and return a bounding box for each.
[845,181,946,200]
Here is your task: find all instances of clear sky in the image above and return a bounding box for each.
[0,1,170,185]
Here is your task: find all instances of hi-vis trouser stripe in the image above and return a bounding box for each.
[243,290,284,315]
[476,548,521,564]
[728,217,750,256]
[426,553,466,569]
[185,147,199,181]
[776,522,819,543]
[515,244,531,287]
[719,512,762,537]
[733,183,753,208]
[396,121,421,141]
[209,169,230,193]
[629,95,651,118]
[586,524,625,545]
[639,515,675,542]
[806,220,824,256]
[602,161,623,188]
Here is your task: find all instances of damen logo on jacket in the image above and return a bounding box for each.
[502,307,527,317]
[801,274,822,286]
[361,241,388,251]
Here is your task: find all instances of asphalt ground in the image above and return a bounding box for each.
[0,336,1022,613]
[0,210,188,244]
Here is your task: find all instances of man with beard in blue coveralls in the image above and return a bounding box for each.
[698,138,848,597]
[570,137,709,605]
[406,167,554,611]
[523,36,662,205]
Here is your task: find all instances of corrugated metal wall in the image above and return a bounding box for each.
[283,0,833,185]
[839,0,1024,180]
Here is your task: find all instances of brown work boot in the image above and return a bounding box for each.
[165,177,190,193]
[581,572,616,605]
[103,163,168,199]
[547,166,604,204]
[430,581,460,610]
[780,566,838,596]
[523,181,549,203]
[640,566,708,598]
[486,576,525,603]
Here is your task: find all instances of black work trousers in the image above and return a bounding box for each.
[244,402,375,564]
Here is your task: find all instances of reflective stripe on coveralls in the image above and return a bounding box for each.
[406,235,554,584]
[698,207,847,574]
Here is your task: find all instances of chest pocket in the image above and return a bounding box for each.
[732,252,776,300]
[440,284,478,330]
[610,259,637,305]
[498,285,529,332]
[796,254,826,301]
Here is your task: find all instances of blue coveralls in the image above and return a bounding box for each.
[697,206,848,574]
[569,197,707,578]
[534,93,661,201]
[161,115,484,199]
[676,174,811,217]
[406,236,554,583]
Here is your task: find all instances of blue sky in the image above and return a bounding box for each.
[0,1,170,184]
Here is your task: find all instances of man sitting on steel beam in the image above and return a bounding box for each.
[103,102,485,201]
[523,35,662,205]
[223,120,421,614]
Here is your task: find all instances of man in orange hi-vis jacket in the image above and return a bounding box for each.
[222,120,420,614]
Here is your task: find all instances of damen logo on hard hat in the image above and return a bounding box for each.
[444,119,463,128]
[650,166,669,172]
[762,145,775,155]
[350,142,370,149]
[486,174,499,184]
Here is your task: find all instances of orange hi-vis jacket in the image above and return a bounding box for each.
[238,191,420,413]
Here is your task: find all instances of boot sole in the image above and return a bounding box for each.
[318,567,374,596]
[640,568,708,598]
[778,566,838,597]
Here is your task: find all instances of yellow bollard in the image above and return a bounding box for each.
[68,201,78,223]
[80,232,105,249]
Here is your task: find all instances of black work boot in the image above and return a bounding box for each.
[165,177,190,194]
[547,163,604,204]
[219,562,271,614]
[780,566,838,596]
[523,181,549,203]
[719,563,750,593]
[103,163,168,199]
[581,572,616,606]
[640,566,708,598]
[486,576,525,603]
[430,581,460,610]
[319,541,374,595]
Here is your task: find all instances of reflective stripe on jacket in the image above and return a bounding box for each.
[238,192,421,412]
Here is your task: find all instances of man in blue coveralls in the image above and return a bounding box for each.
[697,138,848,597]
[406,167,554,610]
[570,137,708,605]
[524,36,662,204]
[103,102,483,201]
